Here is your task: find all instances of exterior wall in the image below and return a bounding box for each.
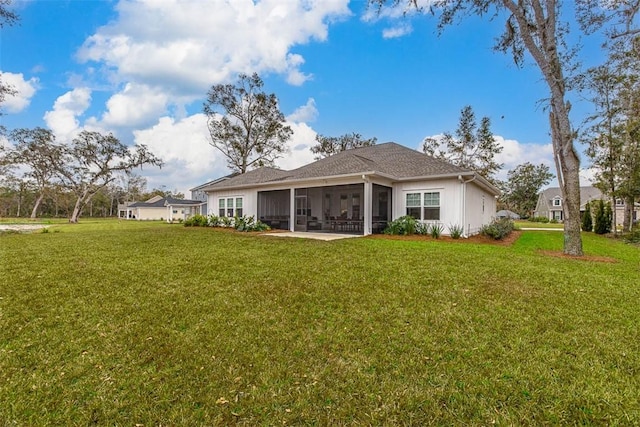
[464,182,497,235]
[392,179,464,235]
[207,189,258,218]
[134,207,167,220]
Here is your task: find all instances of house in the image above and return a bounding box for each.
[189,175,235,215]
[118,195,205,222]
[199,142,500,236]
[533,186,639,225]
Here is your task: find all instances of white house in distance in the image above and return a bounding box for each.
[119,195,204,222]
[199,142,500,236]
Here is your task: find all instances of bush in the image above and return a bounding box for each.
[384,216,419,235]
[581,202,593,232]
[594,200,612,235]
[429,223,444,239]
[480,218,514,240]
[449,224,464,239]
[183,214,209,227]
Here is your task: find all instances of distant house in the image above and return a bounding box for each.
[118,195,205,222]
[533,186,639,224]
[197,142,500,236]
[189,175,235,215]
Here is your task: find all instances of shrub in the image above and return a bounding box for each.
[449,224,464,239]
[581,202,593,232]
[549,218,558,224]
[234,215,269,232]
[384,216,418,235]
[594,200,612,235]
[429,223,445,239]
[480,218,514,240]
[184,214,209,227]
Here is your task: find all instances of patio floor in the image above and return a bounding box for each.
[262,231,362,241]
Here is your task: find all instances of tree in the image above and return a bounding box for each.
[500,162,554,217]
[6,128,65,218]
[310,132,377,160]
[56,131,162,223]
[203,73,293,173]
[594,199,612,234]
[581,201,593,232]
[0,0,19,124]
[422,105,502,183]
[372,1,593,256]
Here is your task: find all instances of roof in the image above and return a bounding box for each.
[496,209,521,219]
[202,142,499,194]
[189,174,236,191]
[128,197,203,208]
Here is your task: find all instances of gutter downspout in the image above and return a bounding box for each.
[458,174,477,237]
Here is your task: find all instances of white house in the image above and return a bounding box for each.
[119,195,205,222]
[199,143,500,236]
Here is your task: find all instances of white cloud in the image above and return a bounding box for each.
[362,0,434,22]
[287,98,318,123]
[77,0,351,97]
[100,82,169,128]
[43,88,92,142]
[1,71,39,113]
[133,113,226,196]
[277,121,317,170]
[382,23,413,39]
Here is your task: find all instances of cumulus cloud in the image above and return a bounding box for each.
[43,88,92,142]
[1,71,39,113]
[277,121,317,170]
[100,83,169,128]
[77,0,351,97]
[132,113,225,194]
[286,98,319,123]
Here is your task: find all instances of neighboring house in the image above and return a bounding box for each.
[496,209,520,220]
[118,195,205,222]
[533,186,640,224]
[199,142,500,236]
[189,175,235,215]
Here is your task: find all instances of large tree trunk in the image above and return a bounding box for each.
[69,197,83,223]
[503,0,584,256]
[30,193,44,219]
[623,196,633,231]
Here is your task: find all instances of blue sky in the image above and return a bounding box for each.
[1,0,606,195]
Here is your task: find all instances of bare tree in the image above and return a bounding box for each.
[311,133,377,160]
[56,131,162,223]
[6,128,64,218]
[203,73,293,173]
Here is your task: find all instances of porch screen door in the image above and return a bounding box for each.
[295,195,307,231]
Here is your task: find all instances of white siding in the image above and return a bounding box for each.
[464,183,497,235]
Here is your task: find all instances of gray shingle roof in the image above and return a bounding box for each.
[206,142,471,190]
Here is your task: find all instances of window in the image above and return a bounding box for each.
[236,198,243,217]
[553,198,562,207]
[219,197,243,217]
[406,193,421,219]
[423,192,440,220]
[172,210,178,214]
[227,198,234,217]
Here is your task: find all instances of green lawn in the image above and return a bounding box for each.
[515,220,564,229]
[1,220,639,425]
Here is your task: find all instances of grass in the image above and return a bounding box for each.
[1,220,639,425]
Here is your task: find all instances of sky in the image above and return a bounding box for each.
[1,0,608,197]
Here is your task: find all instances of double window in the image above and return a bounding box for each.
[406,192,440,221]
[218,197,243,217]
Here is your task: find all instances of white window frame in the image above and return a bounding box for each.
[404,191,441,221]
[218,196,244,217]
[552,197,562,207]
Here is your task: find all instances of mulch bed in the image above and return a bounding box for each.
[367,230,522,246]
